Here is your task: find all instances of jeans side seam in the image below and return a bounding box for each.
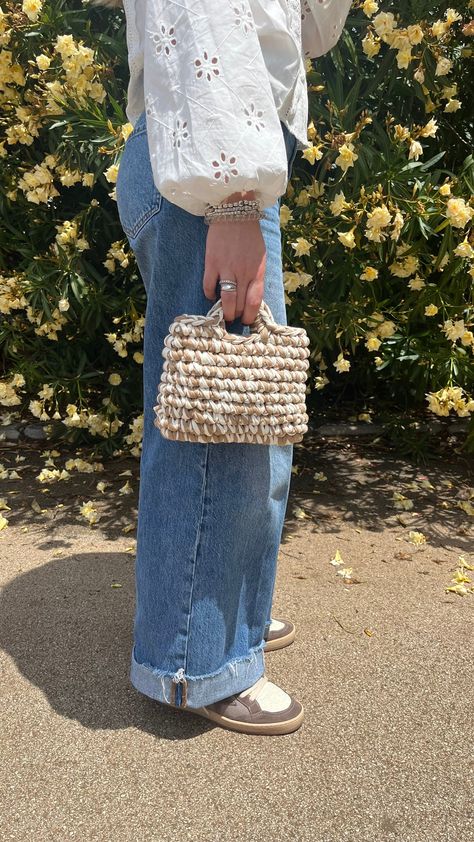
[183,442,211,676]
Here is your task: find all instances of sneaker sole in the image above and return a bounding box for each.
[263,625,296,653]
[187,703,304,736]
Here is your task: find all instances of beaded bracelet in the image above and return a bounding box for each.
[204,198,264,225]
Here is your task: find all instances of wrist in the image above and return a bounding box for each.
[224,190,256,203]
[204,195,263,225]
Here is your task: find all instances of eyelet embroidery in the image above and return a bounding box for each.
[301,1,311,21]
[149,23,177,58]
[171,116,190,148]
[231,2,254,35]
[211,151,239,183]
[194,51,220,81]
[244,102,265,132]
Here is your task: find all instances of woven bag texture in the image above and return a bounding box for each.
[153,298,311,445]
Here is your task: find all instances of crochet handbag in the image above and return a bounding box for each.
[153,297,311,445]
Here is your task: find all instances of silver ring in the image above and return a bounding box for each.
[219,279,238,293]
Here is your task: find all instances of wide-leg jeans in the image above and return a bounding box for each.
[116,111,298,708]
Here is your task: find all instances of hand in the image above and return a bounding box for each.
[202,192,266,325]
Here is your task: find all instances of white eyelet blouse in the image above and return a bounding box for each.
[122,0,352,215]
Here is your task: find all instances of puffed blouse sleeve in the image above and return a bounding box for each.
[142,0,289,216]
[301,0,352,59]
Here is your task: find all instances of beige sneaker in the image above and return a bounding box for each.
[263,618,296,652]
[189,675,304,735]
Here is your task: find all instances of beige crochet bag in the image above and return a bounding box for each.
[153,297,311,445]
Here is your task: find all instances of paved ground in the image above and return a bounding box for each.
[0,431,473,842]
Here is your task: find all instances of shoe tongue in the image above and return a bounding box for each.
[239,675,268,701]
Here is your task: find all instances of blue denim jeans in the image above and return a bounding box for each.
[116,110,298,709]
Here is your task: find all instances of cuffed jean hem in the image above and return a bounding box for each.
[129,641,266,709]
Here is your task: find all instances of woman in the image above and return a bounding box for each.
[104,0,351,735]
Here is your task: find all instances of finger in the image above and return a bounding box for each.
[221,275,237,322]
[241,276,265,326]
[234,278,248,320]
[203,265,218,301]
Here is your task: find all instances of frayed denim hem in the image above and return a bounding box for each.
[129,641,266,709]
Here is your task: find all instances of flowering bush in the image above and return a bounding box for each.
[282,1,474,446]
[0,0,473,455]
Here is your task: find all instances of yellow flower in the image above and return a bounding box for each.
[408,275,425,291]
[432,20,448,38]
[306,120,317,141]
[362,33,381,58]
[295,189,310,207]
[334,353,351,374]
[330,191,350,216]
[104,164,119,184]
[409,531,427,545]
[133,351,144,364]
[444,98,461,113]
[279,204,293,227]
[435,57,453,76]
[445,9,462,26]
[55,34,77,59]
[22,0,42,22]
[443,319,465,342]
[60,170,82,187]
[366,335,382,351]
[362,0,379,17]
[389,254,419,278]
[413,66,425,84]
[391,210,404,241]
[424,304,439,316]
[290,237,312,256]
[338,229,356,249]
[439,183,451,196]
[446,197,474,229]
[283,271,313,292]
[360,267,378,282]
[394,124,410,142]
[307,179,325,198]
[408,140,423,161]
[335,143,358,173]
[365,204,392,242]
[396,47,412,70]
[446,583,471,596]
[373,12,397,41]
[79,500,100,525]
[35,53,51,71]
[315,375,329,390]
[108,373,122,386]
[420,118,438,138]
[302,145,323,165]
[121,122,134,141]
[378,320,396,338]
[407,24,424,45]
[454,238,474,259]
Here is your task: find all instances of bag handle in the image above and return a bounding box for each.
[205,297,276,342]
